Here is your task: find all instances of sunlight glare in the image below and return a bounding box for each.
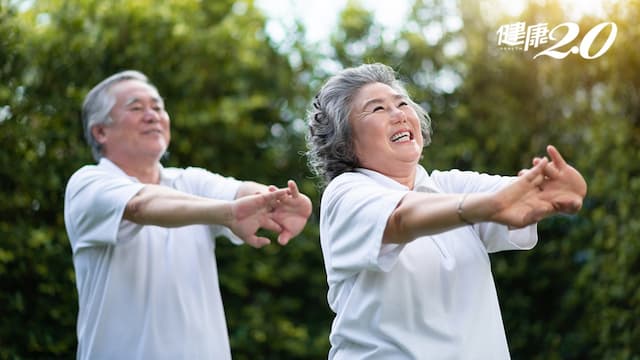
[495,0,609,19]
[560,0,608,19]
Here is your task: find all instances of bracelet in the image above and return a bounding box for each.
[457,193,474,225]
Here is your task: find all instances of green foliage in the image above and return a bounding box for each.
[1,0,639,358]
[453,2,640,358]
[0,0,326,358]
[321,0,640,358]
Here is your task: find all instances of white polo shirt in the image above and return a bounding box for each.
[320,165,537,360]
[64,158,242,360]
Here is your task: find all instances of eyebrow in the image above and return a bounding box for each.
[360,94,407,111]
[125,96,164,106]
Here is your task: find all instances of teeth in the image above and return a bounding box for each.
[391,131,410,142]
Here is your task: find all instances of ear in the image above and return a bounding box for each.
[91,124,108,144]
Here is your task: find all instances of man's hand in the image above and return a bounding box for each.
[268,180,312,245]
[230,180,312,248]
[229,188,290,248]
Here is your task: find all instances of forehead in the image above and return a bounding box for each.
[352,82,402,108]
[110,79,161,103]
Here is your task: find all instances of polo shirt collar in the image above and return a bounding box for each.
[355,165,441,193]
[97,158,179,184]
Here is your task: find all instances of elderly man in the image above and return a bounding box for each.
[64,70,311,359]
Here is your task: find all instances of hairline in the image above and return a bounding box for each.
[82,70,155,161]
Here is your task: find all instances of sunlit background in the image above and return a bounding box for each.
[256,0,612,42]
[1,0,637,358]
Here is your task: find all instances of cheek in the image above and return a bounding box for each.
[164,127,171,143]
[161,116,171,130]
[414,127,424,145]
[353,126,379,153]
[408,112,424,144]
[351,135,365,159]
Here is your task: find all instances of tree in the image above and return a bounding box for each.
[2,0,638,358]
[0,0,329,358]
[321,0,640,358]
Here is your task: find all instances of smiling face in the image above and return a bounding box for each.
[349,82,424,183]
[92,79,171,165]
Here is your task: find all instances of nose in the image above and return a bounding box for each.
[142,107,159,122]
[389,106,407,123]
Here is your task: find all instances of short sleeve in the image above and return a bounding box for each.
[320,173,407,284]
[477,222,538,252]
[430,169,538,252]
[171,167,243,244]
[64,167,144,253]
[174,167,242,201]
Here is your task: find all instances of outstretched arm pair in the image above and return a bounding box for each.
[383,145,587,244]
[123,180,312,247]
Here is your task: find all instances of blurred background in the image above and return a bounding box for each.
[1,0,638,358]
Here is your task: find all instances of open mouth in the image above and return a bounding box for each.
[143,129,163,135]
[390,130,413,143]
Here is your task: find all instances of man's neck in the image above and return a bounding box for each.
[107,156,161,184]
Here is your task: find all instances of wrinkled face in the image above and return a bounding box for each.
[93,79,170,163]
[349,82,424,177]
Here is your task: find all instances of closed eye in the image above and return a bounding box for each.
[372,105,384,112]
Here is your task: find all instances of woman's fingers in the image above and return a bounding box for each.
[525,201,555,224]
[523,157,547,181]
[547,144,568,168]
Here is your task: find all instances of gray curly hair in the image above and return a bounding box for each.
[306,63,432,184]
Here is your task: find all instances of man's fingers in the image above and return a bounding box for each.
[543,164,561,180]
[531,172,546,187]
[287,180,300,198]
[263,188,288,206]
[278,231,292,246]
[245,235,271,248]
[531,157,544,166]
[261,216,283,233]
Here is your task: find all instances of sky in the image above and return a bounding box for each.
[255,0,412,43]
[255,0,610,44]
[254,0,613,94]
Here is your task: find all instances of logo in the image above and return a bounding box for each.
[497,21,617,59]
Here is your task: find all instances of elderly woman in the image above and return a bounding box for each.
[306,63,586,359]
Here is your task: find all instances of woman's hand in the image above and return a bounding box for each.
[500,145,586,228]
[535,145,587,214]
[490,157,556,228]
